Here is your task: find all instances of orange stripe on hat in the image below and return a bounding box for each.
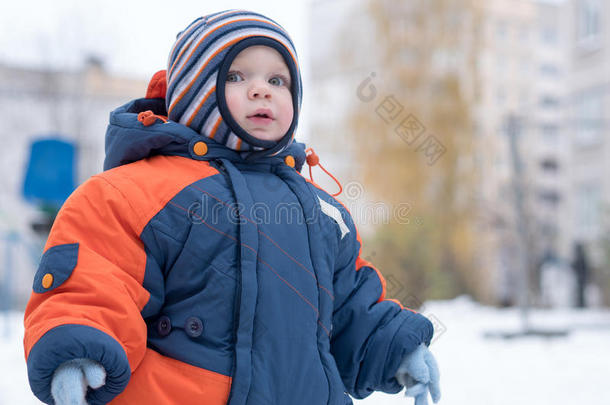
[169,17,287,86]
[168,11,245,76]
[168,10,243,69]
[209,116,223,139]
[168,22,298,115]
[170,32,298,117]
[185,85,216,126]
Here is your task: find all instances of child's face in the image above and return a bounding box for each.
[225,45,293,142]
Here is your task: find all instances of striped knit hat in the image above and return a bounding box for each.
[166,10,302,160]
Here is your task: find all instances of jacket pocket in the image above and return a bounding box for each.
[32,243,79,293]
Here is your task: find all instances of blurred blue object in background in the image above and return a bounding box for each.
[22,137,77,208]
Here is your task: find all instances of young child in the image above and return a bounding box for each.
[24,10,440,405]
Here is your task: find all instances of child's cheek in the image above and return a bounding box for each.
[225,88,243,119]
[280,101,294,131]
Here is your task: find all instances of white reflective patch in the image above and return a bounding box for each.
[317,196,350,239]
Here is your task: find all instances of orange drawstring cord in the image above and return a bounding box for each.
[305,147,343,197]
[138,110,168,126]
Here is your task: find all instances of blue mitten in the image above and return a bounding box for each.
[51,358,106,405]
[395,343,441,405]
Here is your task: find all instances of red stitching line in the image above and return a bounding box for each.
[318,320,331,337]
[191,184,335,301]
[168,200,332,337]
[257,256,319,316]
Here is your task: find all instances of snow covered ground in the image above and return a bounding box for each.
[2,296,609,405]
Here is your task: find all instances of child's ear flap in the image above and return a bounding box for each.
[146,70,167,100]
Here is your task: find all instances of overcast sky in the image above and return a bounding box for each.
[0,0,310,79]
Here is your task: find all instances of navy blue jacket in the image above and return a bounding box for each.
[24,96,434,405]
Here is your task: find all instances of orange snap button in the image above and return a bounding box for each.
[193,141,208,156]
[41,273,54,289]
[284,155,295,167]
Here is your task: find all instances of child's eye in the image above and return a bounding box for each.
[226,72,243,83]
[269,75,289,87]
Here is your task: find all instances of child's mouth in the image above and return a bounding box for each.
[247,109,274,125]
[248,115,273,125]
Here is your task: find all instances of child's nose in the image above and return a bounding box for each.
[248,80,272,99]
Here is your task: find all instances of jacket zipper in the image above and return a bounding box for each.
[212,159,231,182]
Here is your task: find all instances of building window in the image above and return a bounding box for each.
[575,183,600,233]
[540,95,560,108]
[577,0,601,42]
[540,158,559,172]
[539,189,561,206]
[574,89,604,146]
[541,124,560,143]
[540,64,560,76]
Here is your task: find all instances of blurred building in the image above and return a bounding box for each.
[562,0,609,305]
[0,59,146,309]
[474,0,538,306]
[307,2,379,172]
[565,0,608,259]
[307,0,385,238]
[530,0,571,266]
[307,0,583,305]
[476,0,572,305]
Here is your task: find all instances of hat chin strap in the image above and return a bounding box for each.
[239,128,294,161]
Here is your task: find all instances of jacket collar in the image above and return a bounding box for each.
[103,97,306,172]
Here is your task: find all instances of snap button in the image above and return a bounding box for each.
[41,273,54,289]
[193,141,208,156]
[185,316,203,338]
[157,315,172,337]
[284,155,295,167]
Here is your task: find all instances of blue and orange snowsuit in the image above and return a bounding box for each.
[23,76,434,404]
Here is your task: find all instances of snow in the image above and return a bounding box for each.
[2,296,609,405]
[0,311,42,405]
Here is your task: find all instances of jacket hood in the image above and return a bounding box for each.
[103,97,307,172]
[166,11,303,159]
